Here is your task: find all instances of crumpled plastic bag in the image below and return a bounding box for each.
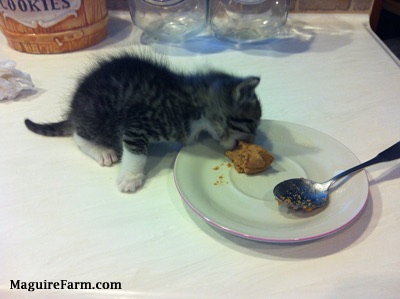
[0,58,34,101]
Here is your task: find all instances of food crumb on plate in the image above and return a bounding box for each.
[214,174,229,186]
[212,162,234,186]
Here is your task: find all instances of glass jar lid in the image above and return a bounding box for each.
[143,0,185,6]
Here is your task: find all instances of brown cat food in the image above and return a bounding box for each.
[225,141,274,174]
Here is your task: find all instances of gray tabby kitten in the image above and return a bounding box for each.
[25,53,262,193]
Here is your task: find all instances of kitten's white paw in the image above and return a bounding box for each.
[220,138,237,150]
[74,133,118,167]
[96,149,119,167]
[117,173,145,193]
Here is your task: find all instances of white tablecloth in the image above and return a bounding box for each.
[1,12,400,298]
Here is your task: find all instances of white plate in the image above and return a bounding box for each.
[174,120,369,243]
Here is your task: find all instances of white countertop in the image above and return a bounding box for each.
[1,12,400,298]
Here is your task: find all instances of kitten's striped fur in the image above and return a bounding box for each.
[25,52,262,192]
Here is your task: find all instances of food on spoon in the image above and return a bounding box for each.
[274,180,325,212]
[276,194,318,212]
[224,141,274,174]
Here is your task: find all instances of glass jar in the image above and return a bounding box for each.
[128,0,208,43]
[210,0,289,43]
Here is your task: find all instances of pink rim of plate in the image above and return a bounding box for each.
[174,171,369,243]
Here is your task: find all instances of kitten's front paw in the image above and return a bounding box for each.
[220,138,237,150]
[117,173,145,193]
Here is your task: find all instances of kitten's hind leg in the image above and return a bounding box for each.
[73,133,119,167]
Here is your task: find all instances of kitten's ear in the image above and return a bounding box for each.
[233,76,260,102]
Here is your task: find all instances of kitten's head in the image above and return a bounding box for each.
[205,74,262,149]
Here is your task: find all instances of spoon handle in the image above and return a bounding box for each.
[328,141,400,185]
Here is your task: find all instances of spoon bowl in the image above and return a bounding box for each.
[273,141,400,212]
[273,178,330,212]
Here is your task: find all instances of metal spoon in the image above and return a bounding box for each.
[273,141,400,212]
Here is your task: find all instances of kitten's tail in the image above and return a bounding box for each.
[24,119,74,137]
